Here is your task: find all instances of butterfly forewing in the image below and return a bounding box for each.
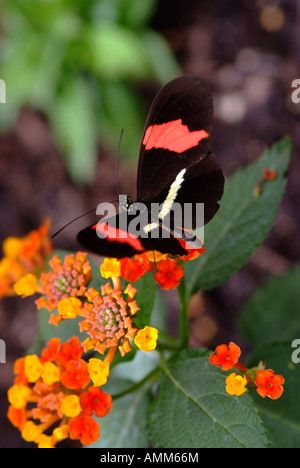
[137,76,214,203]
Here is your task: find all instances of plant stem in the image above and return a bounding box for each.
[111,367,161,401]
[177,277,189,349]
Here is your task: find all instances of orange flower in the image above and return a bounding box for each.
[69,414,100,446]
[80,386,112,417]
[0,219,52,299]
[60,359,90,390]
[154,258,184,290]
[7,336,112,448]
[120,253,151,283]
[35,252,92,323]
[254,370,285,400]
[255,168,278,197]
[209,342,241,371]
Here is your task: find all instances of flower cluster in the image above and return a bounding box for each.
[119,245,206,291]
[8,249,161,446]
[7,337,112,448]
[0,219,52,299]
[209,342,285,399]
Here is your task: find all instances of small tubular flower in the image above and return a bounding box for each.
[254,369,285,400]
[13,273,39,297]
[88,359,110,387]
[120,253,151,283]
[57,297,83,320]
[100,258,121,279]
[80,386,112,417]
[134,326,159,352]
[69,414,100,446]
[154,258,184,290]
[225,373,248,396]
[60,395,82,418]
[209,342,241,371]
[7,336,113,448]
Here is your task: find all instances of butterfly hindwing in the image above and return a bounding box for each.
[77,211,188,258]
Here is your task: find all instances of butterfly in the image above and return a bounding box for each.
[77,75,225,259]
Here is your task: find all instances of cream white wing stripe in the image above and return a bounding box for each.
[159,168,186,220]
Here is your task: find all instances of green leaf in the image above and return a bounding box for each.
[184,137,292,298]
[247,342,300,448]
[132,272,157,329]
[86,23,150,80]
[50,76,97,183]
[88,378,151,448]
[141,30,181,83]
[240,264,300,345]
[38,308,86,344]
[148,349,269,448]
[98,81,145,161]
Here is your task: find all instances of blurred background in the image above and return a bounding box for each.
[0,0,300,447]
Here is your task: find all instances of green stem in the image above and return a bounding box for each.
[177,277,189,349]
[111,366,161,401]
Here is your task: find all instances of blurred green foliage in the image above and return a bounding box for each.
[0,0,181,182]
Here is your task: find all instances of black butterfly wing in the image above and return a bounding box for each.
[137,75,214,203]
[77,211,187,259]
[146,152,225,230]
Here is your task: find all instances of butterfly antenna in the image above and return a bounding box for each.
[115,128,124,197]
[51,208,97,239]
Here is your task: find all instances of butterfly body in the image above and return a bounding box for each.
[78,76,225,258]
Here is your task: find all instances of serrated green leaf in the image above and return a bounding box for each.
[240,264,300,345]
[148,349,269,448]
[184,137,292,298]
[247,342,300,448]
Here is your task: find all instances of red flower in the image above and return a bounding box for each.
[60,359,90,390]
[209,342,241,371]
[58,336,83,366]
[41,338,61,363]
[69,414,100,445]
[120,253,150,283]
[154,258,184,290]
[255,370,285,400]
[80,386,113,417]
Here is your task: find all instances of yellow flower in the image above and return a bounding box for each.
[2,237,24,257]
[13,273,38,297]
[41,362,60,386]
[147,251,168,263]
[53,425,69,444]
[88,358,110,386]
[57,297,83,319]
[7,384,31,409]
[100,258,121,279]
[24,355,43,383]
[134,326,159,352]
[60,395,82,418]
[225,373,248,396]
[21,421,43,442]
[36,434,55,448]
